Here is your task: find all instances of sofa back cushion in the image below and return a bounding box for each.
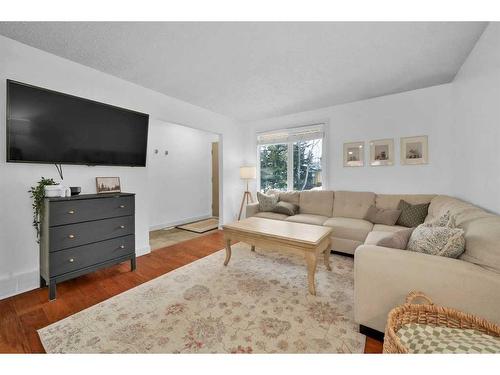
[428,195,500,273]
[375,194,435,210]
[333,191,375,219]
[299,190,334,217]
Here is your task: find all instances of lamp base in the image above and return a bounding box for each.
[238,191,254,220]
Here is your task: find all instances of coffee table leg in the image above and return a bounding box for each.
[224,239,232,266]
[305,253,317,295]
[324,247,332,271]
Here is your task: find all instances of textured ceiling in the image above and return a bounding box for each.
[0,22,487,121]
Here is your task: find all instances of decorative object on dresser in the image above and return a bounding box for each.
[237,166,256,220]
[96,177,121,194]
[400,135,429,165]
[369,138,394,166]
[343,141,365,167]
[40,193,136,300]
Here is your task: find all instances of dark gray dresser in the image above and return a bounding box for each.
[40,192,136,300]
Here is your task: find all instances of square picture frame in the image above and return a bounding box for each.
[369,138,394,166]
[343,141,365,167]
[96,177,121,194]
[401,136,428,165]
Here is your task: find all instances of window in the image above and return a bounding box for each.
[257,124,325,192]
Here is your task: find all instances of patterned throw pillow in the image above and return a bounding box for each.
[272,201,299,216]
[396,200,430,228]
[257,192,278,212]
[364,205,402,225]
[424,211,454,228]
[407,224,465,258]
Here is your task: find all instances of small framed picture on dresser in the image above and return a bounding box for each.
[96,177,121,194]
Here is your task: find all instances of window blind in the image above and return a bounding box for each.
[256,124,325,145]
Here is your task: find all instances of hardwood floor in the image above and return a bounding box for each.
[0,230,383,353]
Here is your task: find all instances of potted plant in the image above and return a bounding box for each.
[28,177,57,243]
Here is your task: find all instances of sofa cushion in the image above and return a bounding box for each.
[324,217,373,242]
[396,200,430,228]
[372,224,408,233]
[428,196,500,273]
[254,212,289,221]
[257,192,278,212]
[375,194,435,210]
[376,228,414,250]
[285,214,329,226]
[407,224,465,258]
[364,205,401,225]
[299,190,334,217]
[333,191,376,219]
[267,190,301,205]
[459,216,500,273]
[272,201,299,216]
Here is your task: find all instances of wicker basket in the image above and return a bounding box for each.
[383,291,500,353]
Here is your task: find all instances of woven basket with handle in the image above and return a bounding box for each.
[383,291,500,353]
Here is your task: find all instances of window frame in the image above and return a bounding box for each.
[256,123,328,192]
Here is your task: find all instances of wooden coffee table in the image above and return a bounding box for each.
[222,217,333,295]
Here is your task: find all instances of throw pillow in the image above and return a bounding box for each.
[257,192,278,212]
[364,205,402,225]
[272,201,299,216]
[396,200,430,228]
[407,224,466,258]
[376,228,415,249]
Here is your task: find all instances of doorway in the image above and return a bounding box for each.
[211,142,219,217]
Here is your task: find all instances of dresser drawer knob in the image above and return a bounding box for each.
[120,245,125,249]
[119,205,126,208]
[120,225,125,229]
[68,234,75,239]
[69,258,74,263]
[68,210,76,214]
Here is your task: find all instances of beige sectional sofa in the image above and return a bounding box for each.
[246,190,500,335]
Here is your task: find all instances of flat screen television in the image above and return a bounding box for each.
[6,80,149,166]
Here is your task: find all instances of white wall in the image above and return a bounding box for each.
[244,84,454,195]
[148,120,219,230]
[0,35,243,299]
[451,23,500,213]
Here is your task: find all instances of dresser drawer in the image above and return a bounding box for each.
[49,196,134,226]
[49,216,134,252]
[49,235,135,276]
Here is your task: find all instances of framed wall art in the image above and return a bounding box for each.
[343,141,365,167]
[369,138,394,166]
[400,136,428,165]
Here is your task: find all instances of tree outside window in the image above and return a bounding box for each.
[259,138,323,192]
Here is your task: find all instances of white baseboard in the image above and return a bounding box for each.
[0,269,39,300]
[149,213,214,231]
[136,245,151,257]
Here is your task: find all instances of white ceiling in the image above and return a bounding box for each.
[0,22,487,121]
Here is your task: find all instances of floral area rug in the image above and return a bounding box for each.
[38,243,366,353]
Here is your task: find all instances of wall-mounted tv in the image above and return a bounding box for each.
[6,80,149,167]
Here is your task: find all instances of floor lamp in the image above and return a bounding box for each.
[238,166,256,220]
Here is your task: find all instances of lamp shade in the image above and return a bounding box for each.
[239,166,256,179]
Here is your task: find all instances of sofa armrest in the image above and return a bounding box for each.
[354,244,500,333]
[245,202,260,218]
